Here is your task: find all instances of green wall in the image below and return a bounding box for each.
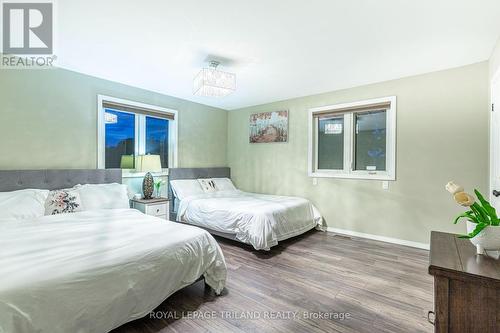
[0,62,491,245]
[227,62,489,245]
[0,68,227,170]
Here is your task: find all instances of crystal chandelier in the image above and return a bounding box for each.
[193,61,236,97]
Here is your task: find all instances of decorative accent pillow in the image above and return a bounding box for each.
[197,178,218,193]
[45,189,83,215]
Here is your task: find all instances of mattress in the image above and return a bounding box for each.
[177,190,323,250]
[0,209,227,333]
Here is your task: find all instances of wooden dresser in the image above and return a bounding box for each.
[428,231,500,332]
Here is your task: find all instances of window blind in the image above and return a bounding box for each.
[102,101,175,120]
[313,101,391,118]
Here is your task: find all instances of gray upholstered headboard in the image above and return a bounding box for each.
[168,167,230,220]
[0,169,122,192]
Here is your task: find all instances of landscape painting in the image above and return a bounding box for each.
[249,111,288,143]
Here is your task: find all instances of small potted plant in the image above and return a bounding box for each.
[154,179,166,198]
[446,181,500,254]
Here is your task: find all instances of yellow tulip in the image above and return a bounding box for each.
[454,192,475,207]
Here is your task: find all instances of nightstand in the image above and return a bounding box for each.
[131,197,169,220]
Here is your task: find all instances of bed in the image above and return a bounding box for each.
[0,169,227,333]
[168,168,323,251]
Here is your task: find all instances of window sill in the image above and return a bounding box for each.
[122,170,169,178]
[309,171,395,181]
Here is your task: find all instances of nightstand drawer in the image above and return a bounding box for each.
[145,203,167,217]
[131,198,169,220]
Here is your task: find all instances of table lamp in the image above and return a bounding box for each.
[136,155,162,199]
[120,155,135,169]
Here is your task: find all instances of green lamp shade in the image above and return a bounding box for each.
[120,155,135,169]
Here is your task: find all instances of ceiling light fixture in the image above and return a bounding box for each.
[193,60,236,97]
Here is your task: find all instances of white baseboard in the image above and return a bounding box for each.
[325,227,430,250]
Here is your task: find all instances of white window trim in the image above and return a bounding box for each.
[308,96,396,181]
[97,95,178,171]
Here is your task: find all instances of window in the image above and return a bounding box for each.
[318,116,344,170]
[104,109,136,169]
[145,116,169,168]
[308,96,396,180]
[97,95,178,171]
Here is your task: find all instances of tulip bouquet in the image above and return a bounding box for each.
[446,181,500,239]
[154,179,166,198]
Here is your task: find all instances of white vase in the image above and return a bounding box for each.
[466,221,500,254]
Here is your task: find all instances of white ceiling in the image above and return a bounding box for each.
[57,0,500,110]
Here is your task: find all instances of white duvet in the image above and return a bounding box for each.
[177,190,323,251]
[0,209,227,333]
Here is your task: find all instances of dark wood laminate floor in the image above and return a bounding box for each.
[113,230,434,333]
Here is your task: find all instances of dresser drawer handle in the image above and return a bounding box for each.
[427,311,435,325]
[156,208,160,213]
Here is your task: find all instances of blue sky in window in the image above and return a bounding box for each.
[146,117,168,142]
[146,116,169,167]
[105,109,135,147]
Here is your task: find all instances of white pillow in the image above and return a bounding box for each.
[213,178,237,191]
[75,183,130,210]
[198,178,218,193]
[45,188,83,215]
[169,180,204,200]
[0,189,49,221]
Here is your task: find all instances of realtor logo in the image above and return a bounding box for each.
[2,2,53,54]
